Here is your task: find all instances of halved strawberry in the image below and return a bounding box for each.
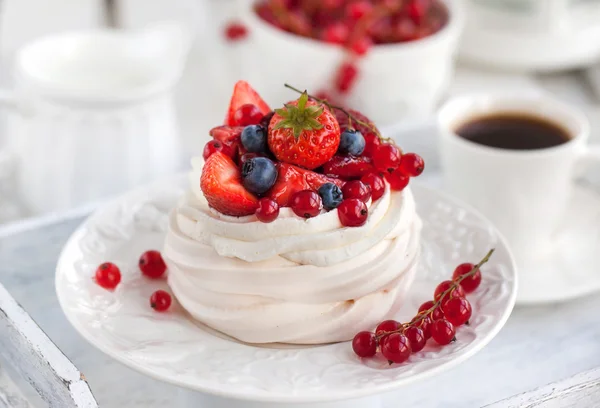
[322,155,376,180]
[225,81,271,126]
[267,162,343,207]
[200,152,258,216]
[210,125,244,144]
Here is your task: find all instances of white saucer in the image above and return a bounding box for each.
[55,177,517,408]
[517,184,600,305]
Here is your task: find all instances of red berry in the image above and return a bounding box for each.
[372,144,402,173]
[381,333,412,364]
[347,1,373,19]
[430,319,456,345]
[398,153,425,177]
[139,250,167,279]
[94,262,121,290]
[150,290,172,312]
[335,62,359,94]
[322,22,350,44]
[405,326,426,352]
[323,0,344,9]
[375,319,401,338]
[232,104,264,127]
[360,173,385,201]
[352,331,377,357]
[290,190,322,218]
[342,180,372,203]
[385,169,410,191]
[411,314,432,339]
[239,152,259,166]
[224,21,248,41]
[406,0,431,24]
[418,300,444,320]
[287,10,312,36]
[255,198,279,223]
[362,132,381,157]
[348,36,372,56]
[434,280,465,306]
[203,140,236,161]
[452,262,482,293]
[338,198,368,227]
[315,90,334,102]
[442,297,472,327]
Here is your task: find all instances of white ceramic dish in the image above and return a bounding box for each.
[242,0,464,126]
[56,176,516,408]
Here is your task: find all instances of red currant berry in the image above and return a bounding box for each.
[411,314,432,339]
[385,169,410,191]
[348,36,372,56]
[362,132,381,157]
[291,190,322,218]
[224,21,248,41]
[430,318,456,345]
[347,1,373,19]
[404,326,426,352]
[433,280,465,305]
[360,173,385,201]
[322,22,350,44]
[398,153,425,177]
[417,300,444,320]
[315,90,334,102]
[352,331,377,357]
[406,0,430,24]
[381,333,412,364]
[335,62,359,94]
[372,144,402,173]
[232,104,264,127]
[150,290,172,312]
[139,250,167,279]
[255,198,279,223]
[375,319,401,338]
[342,180,372,203]
[337,198,368,227]
[452,262,482,293]
[442,297,472,327]
[203,140,236,161]
[323,0,344,9]
[94,262,121,290]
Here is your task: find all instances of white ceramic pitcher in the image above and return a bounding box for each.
[0,22,190,215]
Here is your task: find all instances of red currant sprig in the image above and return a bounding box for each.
[352,248,494,364]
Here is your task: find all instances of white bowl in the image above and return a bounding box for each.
[242,0,464,126]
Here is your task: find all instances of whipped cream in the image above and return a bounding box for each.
[163,158,422,344]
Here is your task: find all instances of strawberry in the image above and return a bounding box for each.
[322,155,376,180]
[267,162,343,207]
[200,152,259,216]
[210,126,244,144]
[226,81,271,126]
[268,92,340,169]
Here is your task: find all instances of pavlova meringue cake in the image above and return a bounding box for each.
[163,81,423,344]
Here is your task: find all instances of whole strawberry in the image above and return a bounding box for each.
[268,92,340,170]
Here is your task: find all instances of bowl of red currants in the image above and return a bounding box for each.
[242,0,464,126]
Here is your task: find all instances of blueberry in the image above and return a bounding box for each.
[241,125,268,153]
[318,183,343,210]
[241,157,277,195]
[338,129,365,156]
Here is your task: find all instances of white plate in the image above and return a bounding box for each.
[55,177,517,404]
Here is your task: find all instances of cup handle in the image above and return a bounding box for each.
[579,145,600,167]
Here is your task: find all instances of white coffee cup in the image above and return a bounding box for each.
[438,93,600,265]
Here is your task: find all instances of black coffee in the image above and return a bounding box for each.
[455,113,570,150]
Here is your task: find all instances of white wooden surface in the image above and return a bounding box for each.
[0,366,31,408]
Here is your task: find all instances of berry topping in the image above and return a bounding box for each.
[268,92,340,169]
[209,125,245,144]
[322,155,375,180]
[405,326,426,352]
[398,153,425,177]
[224,21,248,41]
[290,190,323,218]
[342,180,372,203]
[201,152,259,216]
[361,173,385,201]
[381,333,411,364]
[430,319,456,345]
[338,129,366,156]
[352,331,377,358]
[255,197,280,223]
[139,250,167,279]
[452,263,482,293]
[338,198,368,227]
[95,262,121,290]
[442,297,472,327]
[241,157,278,196]
[241,125,268,153]
[318,182,343,210]
[203,140,236,161]
[267,162,343,207]
[385,169,410,191]
[233,104,265,127]
[150,290,172,312]
[226,81,271,126]
[362,132,381,157]
[434,280,466,306]
[372,143,402,173]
